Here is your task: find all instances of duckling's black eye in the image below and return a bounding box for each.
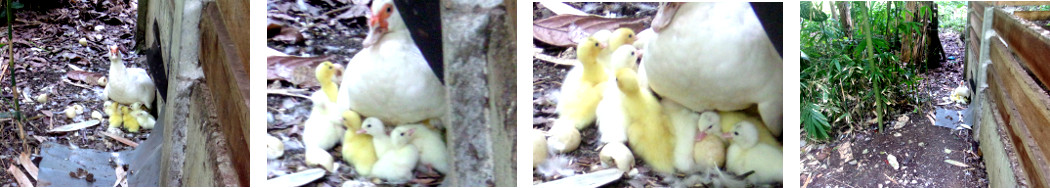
[734,132,739,136]
[630,52,635,56]
[366,124,371,128]
[386,7,392,13]
[594,43,599,47]
[400,133,405,136]
[628,34,634,38]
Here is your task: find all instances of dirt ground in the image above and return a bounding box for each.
[800,30,988,188]
[0,1,148,186]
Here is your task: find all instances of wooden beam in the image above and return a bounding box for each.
[979,95,1023,187]
[986,72,1036,187]
[215,0,249,74]
[1014,11,1050,21]
[995,1,1050,6]
[991,39,1050,187]
[993,8,1050,90]
[973,1,989,16]
[199,3,250,186]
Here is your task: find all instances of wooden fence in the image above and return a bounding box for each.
[968,2,1050,187]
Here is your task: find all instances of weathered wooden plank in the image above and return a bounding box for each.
[981,87,1026,187]
[991,39,1050,187]
[970,11,983,30]
[216,0,249,74]
[972,1,989,16]
[199,2,250,186]
[1014,11,1050,21]
[995,1,1050,6]
[993,8,1050,90]
[6,165,32,187]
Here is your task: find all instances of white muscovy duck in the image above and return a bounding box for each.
[641,2,783,136]
[103,46,156,108]
[335,0,446,126]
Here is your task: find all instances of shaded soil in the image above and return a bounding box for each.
[1,1,148,186]
[800,30,988,188]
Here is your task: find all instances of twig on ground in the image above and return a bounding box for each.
[268,89,311,99]
[100,131,139,147]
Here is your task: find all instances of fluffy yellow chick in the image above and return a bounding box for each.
[554,37,608,130]
[302,62,346,152]
[371,123,420,183]
[302,93,346,151]
[122,106,139,133]
[595,28,637,72]
[316,61,339,101]
[663,99,701,173]
[595,44,643,144]
[694,111,726,170]
[130,102,145,111]
[108,104,123,128]
[103,101,117,116]
[617,68,675,174]
[718,111,779,146]
[132,110,155,130]
[724,121,783,184]
[341,111,377,176]
[532,129,548,168]
[599,142,635,173]
[360,117,393,156]
[395,124,450,174]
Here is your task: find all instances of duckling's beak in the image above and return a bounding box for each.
[695,130,706,141]
[721,132,733,140]
[356,129,367,134]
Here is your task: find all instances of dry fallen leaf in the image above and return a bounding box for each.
[66,70,105,86]
[267,23,305,43]
[47,120,100,133]
[533,14,650,47]
[266,56,332,87]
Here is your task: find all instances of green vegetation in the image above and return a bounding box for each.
[800,1,939,141]
[936,1,966,33]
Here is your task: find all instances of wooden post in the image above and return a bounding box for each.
[441,0,516,186]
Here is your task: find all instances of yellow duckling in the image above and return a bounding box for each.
[108,103,123,129]
[718,111,779,147]
[694,111,726,170]
[554,36,608,129]
[341,110,377,176]
[122,106,139,133]
[617,68,675,174]
[548,37,607,153]
[724,121,782,184]
[594,28,637,72]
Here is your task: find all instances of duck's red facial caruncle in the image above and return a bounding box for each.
[363,3,394,47]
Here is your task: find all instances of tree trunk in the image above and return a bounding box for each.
[836,2,852,38]
[901,1,947,69]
